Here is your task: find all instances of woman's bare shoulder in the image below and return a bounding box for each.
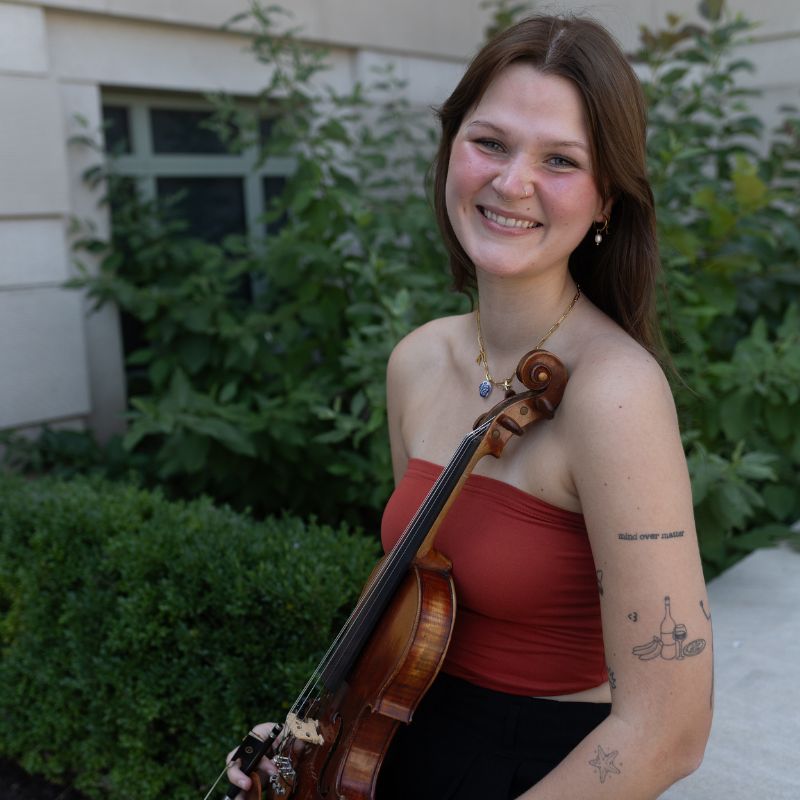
[386,313,472,480]
[558,326,685,509]
[388,313,471,384]
[564,329,674,424]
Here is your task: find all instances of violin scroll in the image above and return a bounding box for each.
[516,349,568,395]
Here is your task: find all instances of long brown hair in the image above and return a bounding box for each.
[432,15,661,353]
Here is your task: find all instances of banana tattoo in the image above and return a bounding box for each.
[632,636,662,660]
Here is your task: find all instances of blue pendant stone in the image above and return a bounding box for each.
[479,380,492,398]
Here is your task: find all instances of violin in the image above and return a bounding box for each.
[208,349,567,800]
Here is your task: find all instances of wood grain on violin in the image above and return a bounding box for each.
[213,350,568,800]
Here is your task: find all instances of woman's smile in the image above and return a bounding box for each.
[478,205,542,231]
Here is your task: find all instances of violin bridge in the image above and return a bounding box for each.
[285,712,324,745]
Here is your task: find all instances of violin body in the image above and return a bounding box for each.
[271,551,455,799]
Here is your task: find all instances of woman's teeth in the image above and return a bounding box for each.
[480,207,540,229]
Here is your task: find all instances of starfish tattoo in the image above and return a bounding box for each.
[588,745,621,784]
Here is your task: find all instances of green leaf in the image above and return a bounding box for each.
[763,485,799,520]
[219,382,238,404]
[729,524,789,552]
[175,336,210,374]
[710,482,754,530]
[718,393,752,441]
[733,167,768,212]
[185,417,257,457]
[735,451,778,482]
[763,402,795,442]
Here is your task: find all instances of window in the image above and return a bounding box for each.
[101,92,290,244]
[100,93,290,393]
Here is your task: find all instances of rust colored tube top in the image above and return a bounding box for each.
[381,458,607,697]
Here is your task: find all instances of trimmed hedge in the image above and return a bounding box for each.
[0,473,379,799]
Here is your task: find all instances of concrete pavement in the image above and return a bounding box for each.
[661,544,800,799]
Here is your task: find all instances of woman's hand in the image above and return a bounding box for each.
[225,722,280,799]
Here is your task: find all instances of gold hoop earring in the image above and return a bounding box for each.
[594,216,609,246]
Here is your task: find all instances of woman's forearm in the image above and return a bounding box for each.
[516,707,708,800]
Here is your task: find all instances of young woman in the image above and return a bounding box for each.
[227,14,713,799]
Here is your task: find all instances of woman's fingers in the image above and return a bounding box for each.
[225,748,252,795]
[225,723,282,795]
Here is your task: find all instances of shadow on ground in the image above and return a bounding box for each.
[0,758,88,800]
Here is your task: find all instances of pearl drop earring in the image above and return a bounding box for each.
[594,216,609,245]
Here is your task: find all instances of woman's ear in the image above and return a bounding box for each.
[596,196,614,222]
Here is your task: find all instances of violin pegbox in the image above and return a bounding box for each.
[473,350,568,457]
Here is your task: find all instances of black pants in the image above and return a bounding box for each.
[376,673,611,799]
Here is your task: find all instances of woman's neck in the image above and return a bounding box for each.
[474,271,581,364]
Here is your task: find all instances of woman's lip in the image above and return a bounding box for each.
[478,205,542,229]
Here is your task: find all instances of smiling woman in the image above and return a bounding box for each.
[432,15,661,352]
[223,14,712,800]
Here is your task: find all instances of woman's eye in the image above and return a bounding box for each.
[476,139,504,152]
[548,155,576,168]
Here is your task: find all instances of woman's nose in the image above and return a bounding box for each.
[491,159,534,202]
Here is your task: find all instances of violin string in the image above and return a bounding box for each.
[289,422,491,717]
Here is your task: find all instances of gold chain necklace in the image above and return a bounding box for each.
[475,285,581,398]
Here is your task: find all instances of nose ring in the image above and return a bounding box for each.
[522,185,533,199]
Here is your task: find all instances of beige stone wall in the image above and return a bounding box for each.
[0,0,797,437]
[0,4,93,432]
[11,0,489,58]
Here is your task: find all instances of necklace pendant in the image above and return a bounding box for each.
[479,380,492,398]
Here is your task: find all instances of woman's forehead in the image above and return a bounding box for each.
[462,64,590,141]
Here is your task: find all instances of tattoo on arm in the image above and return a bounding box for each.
[607,664,617,690]
[618,530,685,542]
[632,595,706,662]
[596,569,604,596]
[588,745,621,784]
[701,599,714,709]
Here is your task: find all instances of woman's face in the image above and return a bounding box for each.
[445,63,607,284]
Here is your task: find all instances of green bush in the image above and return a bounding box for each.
[0,472,378,799]
[0,427,143,481]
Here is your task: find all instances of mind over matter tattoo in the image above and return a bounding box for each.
[618,530,685,542]
[588,745,621,784]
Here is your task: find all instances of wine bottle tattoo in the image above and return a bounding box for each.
[660,596,677,660]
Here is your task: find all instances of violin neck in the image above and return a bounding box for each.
[315,424,487,693]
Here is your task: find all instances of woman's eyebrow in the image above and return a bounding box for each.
[465,120,588,151]
[466,120,508,136]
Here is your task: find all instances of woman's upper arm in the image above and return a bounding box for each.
[566,350,712,755]
[386,338,412,487]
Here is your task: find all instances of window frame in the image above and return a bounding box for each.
[101,89,293,240]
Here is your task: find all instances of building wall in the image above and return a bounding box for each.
[0,4,94,433]
[0,0,797,438]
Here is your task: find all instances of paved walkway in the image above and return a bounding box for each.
[661,544,800,799]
